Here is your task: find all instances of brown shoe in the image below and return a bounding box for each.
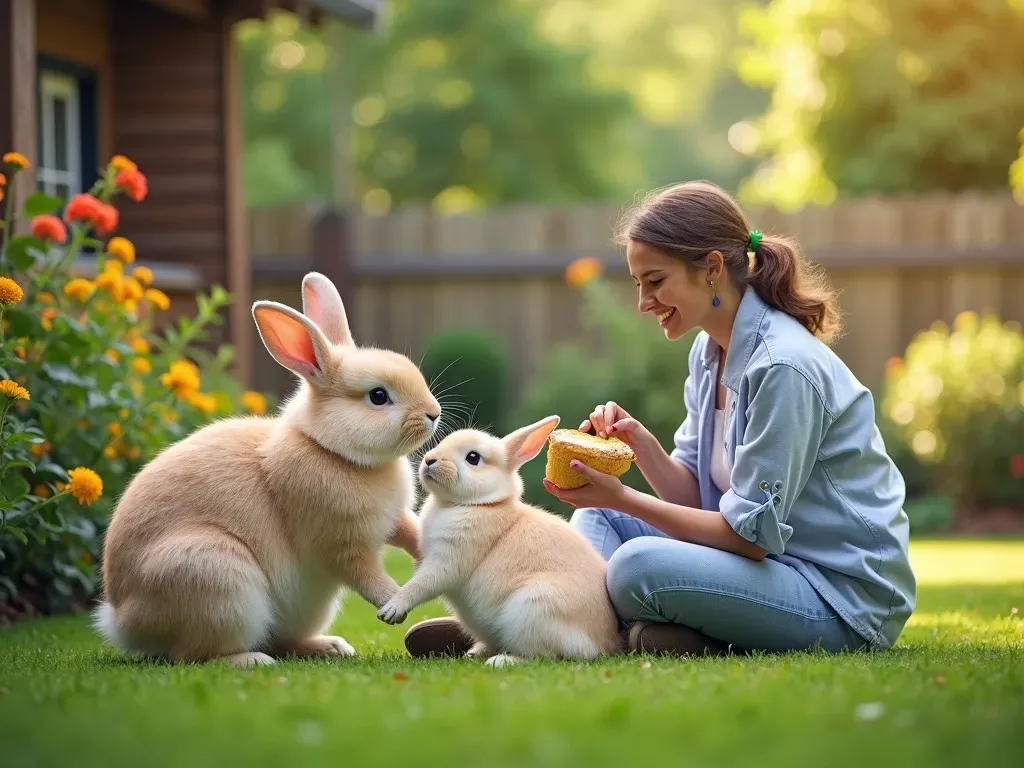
[626,621,730,657]
[403,617,476,658]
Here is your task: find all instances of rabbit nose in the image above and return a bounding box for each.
[425,458,437,467]
[426,411,440,423]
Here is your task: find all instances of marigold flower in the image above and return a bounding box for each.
[123,277,144,302]
[130,335,150,355]
[186,391,217,414]
[13,343,26,358]
[0,276,24,305]
[132,266,154,285]
[37,291,55,304]
[107,236,136,264]
[65,193,102,224]
[3,152,30,169]
[95,271,122,298]
[127,446,142,460]
[129,379,144,397]
[116,168,148,202]
[241,390,268,415]
[41,307,58,331]
[102,445,118,460]
[0,379,30,400]
[33,483,52,499]
[67,467,103,505]
[107,422,122,437]
[564,257,604,287]
[63,278,96,302]
[105,348,120,361]
[31,214,67,243]
[95,202,119,235]
[103,258,124,275]
[160,358,201,398]
[30,440,51,459]
[0,173,6,186]
[145,288,170,311]
[110,155,137,172]
[131,357,152,375]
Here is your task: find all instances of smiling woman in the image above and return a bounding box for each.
[547,180,916,658]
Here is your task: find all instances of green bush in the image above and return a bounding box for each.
[512,270,695,515]
[879,311,1024,515]
[0,151,273,616]
[420,327,510,436]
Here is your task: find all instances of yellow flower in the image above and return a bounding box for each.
[110,155,137,172]
[132,266,154,286]
[0,276,24,305]
[123,277,144,302]
[127,446,142,460]
[30,440,51,459]
[130,336,150,354]
[41,307,58,331]
[3,152,30,169]
[241,390,268,415]
[0,379,30,400]
[63,278,96,302]
[95,271,121,297]
[13,342,26,358]
[67,467,103,506]
[107,236,136,264]
[160,358,201,398]
[103,258,124,275]
[37,291,55,304]
[129,379,144,397]
[102,445,118,460]
[33,483,52,499]
[105,348,120,361]
[107,422,122,437]
[186,391,217,414]
[119,407,131,419]
[145,288,170,311]
[131,357,152,375]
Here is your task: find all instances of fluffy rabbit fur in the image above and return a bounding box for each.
[377,416,625,666]
[94,273,439,667]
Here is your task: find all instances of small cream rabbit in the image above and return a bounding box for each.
[94,272,439,667]
[377,416,625,666]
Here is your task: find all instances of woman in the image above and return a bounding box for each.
[403,181,915,658]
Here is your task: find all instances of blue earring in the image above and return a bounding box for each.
[710,280,720,308]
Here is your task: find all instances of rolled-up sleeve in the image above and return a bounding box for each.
[669,340,704,478]
[720,364,828,556]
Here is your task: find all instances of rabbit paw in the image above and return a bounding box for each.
[287,635,356,659]
[466,641,493,659]
[377,600,409,625]
[224,652,276,668]
[484,654,523,668]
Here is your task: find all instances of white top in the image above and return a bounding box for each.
[710,390,733,493]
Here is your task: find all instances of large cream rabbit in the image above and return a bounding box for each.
[377,416,625,666]
[94,272,439,667]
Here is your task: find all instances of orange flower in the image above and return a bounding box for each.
[116,168,148,202]
[0,276,24,305]
[123,276,144,302]
[3,152,30,170]
[132,266,154,286]
[110,155,137,172]
[41,307,58,331]
[0,172,6,186]
[95,202,119,235]
[132,357,151,374]
[65,193,119,235]
[63,278,96,302]
[564,257,604,287]
[37,291,55,304]
[31,214,67,243]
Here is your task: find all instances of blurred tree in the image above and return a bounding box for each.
[737,0,1024,211]
[238,2,636,211]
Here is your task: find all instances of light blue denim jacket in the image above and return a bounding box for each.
[671,288,916,649]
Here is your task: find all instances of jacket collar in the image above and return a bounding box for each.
[701,287,770,392]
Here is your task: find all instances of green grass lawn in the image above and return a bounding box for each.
[2,539,1022,768]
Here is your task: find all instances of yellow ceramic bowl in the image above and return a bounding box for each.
[544,429,635,490]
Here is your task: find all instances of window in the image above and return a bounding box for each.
[37,70,83,199]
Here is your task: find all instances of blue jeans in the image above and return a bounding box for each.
[571,507,867,653]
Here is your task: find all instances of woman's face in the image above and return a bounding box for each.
[627,239,710,342]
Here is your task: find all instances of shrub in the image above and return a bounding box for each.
[420,327,510,435]
[513,261,695,514]
[880,312,1024,516]
[0,151,273,616]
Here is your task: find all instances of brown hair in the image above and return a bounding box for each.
[615,181,842,344]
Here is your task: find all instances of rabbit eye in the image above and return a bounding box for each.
[368,387,390,406]
[466,451,481,466]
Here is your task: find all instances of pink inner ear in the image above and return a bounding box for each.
[516,428,550,463]
[257,308,319,373]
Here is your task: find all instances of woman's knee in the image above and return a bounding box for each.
[605,537,660,620]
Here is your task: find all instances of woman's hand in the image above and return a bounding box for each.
[543,461,626,510]
[580,401,651,450]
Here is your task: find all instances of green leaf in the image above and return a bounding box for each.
[42,362,96,388]
[1,472,30,504]
[35,462,68,481]
[4,235,44,271]
[2,458,35,473]
[4,526,28,545]
[23,192,65,216]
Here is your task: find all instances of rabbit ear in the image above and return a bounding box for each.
[503,415,560,468]
[301,272,354,347]
[252,300,333,385]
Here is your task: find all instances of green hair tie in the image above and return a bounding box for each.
[747,230,763,251]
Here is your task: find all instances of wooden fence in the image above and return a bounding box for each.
[246,194,1024,403]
